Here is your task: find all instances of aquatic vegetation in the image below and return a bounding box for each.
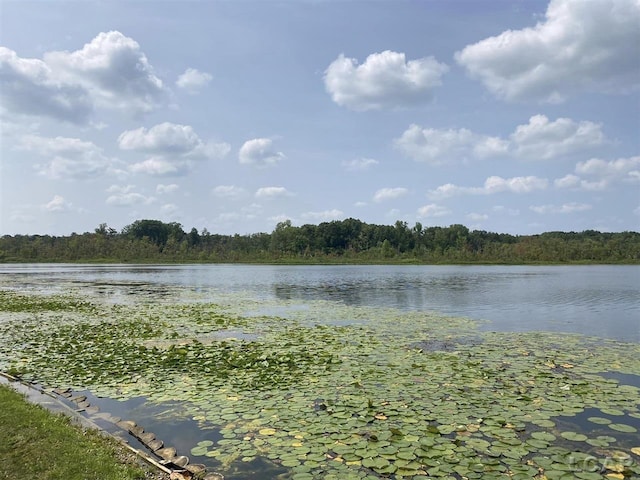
[0,289,638,479]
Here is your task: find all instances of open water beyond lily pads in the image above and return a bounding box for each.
[0,264,638,479]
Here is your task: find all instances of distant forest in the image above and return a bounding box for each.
[1,218,639,264]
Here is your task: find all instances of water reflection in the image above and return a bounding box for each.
[1,264,638,341]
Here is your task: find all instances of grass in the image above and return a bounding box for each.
[0,384,155,480]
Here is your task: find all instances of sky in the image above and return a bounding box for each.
[1,0,639,236]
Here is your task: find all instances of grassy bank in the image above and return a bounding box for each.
[0,384,161,480]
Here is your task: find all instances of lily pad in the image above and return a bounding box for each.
[608,423,637,433]
[560,431,588,442]
[587,416,611,425]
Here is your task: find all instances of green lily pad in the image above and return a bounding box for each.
[190,446,208,456]
[608,423,637,433]
[587,416,611,425]
[560,431,588,442]
[531,431,556,442]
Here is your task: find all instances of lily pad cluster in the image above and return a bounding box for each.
[0,288,639,479]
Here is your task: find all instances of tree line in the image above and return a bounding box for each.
[1,218,639,264]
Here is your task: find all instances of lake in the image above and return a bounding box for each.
[1,264,638,341]
[1,264,639,479]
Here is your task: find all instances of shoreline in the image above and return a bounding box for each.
[0,372,173,480]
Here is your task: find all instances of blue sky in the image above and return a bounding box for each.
[1,0,639,236]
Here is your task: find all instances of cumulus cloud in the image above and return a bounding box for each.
[395,125,484,165]
[212,185,246,198]
[575,156,640,179]
[129,157,189,176]
[300,209,345,221]
[175,68,212,93]
[119,122,228,159]
[0,31,166,123]
[530,202,592,214]
[555,155,640,191]
[119,123,201,153]
[44,31,165,114]
[417,204,451,218]
[455,0,640,102]
[239,138,285,167]
[395,115,605,164]
[553,174,607,191]
[342,157,379,172]
[255,186,292,198]
[0,47,92,123]
[19,134,114,179]
[373,187,408,202]
[43,195,73,213]
[119,122,230,176]
[324,50,448,111]
[105,184,154,206]
[510,115,605,160]
[429,176,548,198]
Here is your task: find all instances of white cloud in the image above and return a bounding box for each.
[342,157,379,172]
[105,185,154,206]
[455,0,640,102]
[530,202,592,214]
[417,204,451,218]
[118,122,229,159]
[300,209,345,221]
[473,136,510,159]
[119,122,229,176]
[554,174,581,189]
[510,115,605,160]
[575,156,640,179]
[106,184,135,194]
[373,187,408,202]
[0,31,165,123]
[44,31,165,114]
[129,157,189,177]
[324,50,448,111]
[212,185,246,198]
[19,134,114,179]
[394,125,479,165]
[255,186,292,198]
[239,138,285,167]
[429,176,548,198]
[156,183,179,194]
[484,175,549,194]
[175,68,212,93]
[43,195,73,213]
[119,123,201,153]
[395,115,605,164]
[0,47,92,123]
[555,156,640,191]
[553,174,607,191]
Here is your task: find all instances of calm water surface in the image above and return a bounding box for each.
[1,264,638,342]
